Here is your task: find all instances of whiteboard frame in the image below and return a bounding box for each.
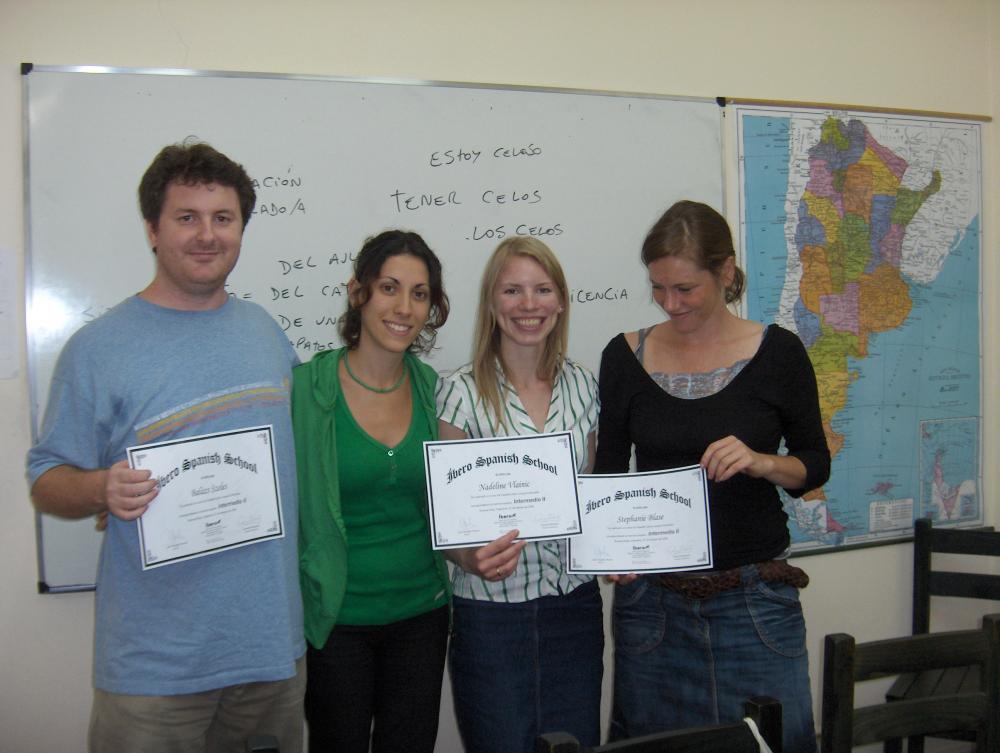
[23,63,725,592]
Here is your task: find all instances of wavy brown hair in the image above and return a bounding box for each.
[641,200,746,303]
[340,230,449,354]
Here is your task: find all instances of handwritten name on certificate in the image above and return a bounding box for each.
[128,426,284,570]
[568,467,712,574]
[424,432,581,549]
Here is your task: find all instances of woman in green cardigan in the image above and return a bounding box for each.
[292,230,450,753]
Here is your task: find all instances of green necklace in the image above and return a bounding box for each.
[344,352,406,394]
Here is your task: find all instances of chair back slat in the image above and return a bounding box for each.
[929,526,1000,556]
[851,629,988,681]
[851,695,987,747]
[928,570,1000,601]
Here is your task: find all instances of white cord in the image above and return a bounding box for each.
[742,716,775,753]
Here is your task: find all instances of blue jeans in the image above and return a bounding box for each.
[449,579,604,753]
[611,567,817,753]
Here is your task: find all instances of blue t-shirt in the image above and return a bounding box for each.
[27,296,305,695]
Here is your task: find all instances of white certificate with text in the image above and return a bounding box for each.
[424,432,581,549]
[128,425,284,570]
[568,466,712,574]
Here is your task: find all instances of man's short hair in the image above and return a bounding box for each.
[138,141,257,229]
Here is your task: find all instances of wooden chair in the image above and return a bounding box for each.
[885,517,1000,752]
[536,696,782,753]
[820,613,1000,753]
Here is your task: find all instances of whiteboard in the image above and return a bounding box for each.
[23,65,723,591]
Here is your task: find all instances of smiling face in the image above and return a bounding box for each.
[353,253,431,355]
[491,254,563,351]
[143,181,243,310]
[648,253,733,334]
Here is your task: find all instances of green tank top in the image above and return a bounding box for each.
[334,384,448,625]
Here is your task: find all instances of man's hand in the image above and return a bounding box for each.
[104,459,158,521]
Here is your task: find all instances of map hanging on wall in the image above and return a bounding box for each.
[733,104,983,552]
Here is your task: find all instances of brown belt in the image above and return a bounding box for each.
[655,560,809,600]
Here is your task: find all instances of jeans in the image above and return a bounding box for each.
[449,579,604,753]
[304,605,449,753]
[611,566,817,753]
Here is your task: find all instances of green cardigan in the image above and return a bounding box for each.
[292,347,449,649]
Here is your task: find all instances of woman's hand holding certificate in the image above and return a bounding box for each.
[446,529,527,581]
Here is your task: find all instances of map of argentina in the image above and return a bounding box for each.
[736,107,982,550]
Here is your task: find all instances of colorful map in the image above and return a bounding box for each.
[736,107,982,551]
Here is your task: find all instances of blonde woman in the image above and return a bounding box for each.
[437,236,602,753]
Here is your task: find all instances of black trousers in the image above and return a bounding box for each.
[305,605,449,753]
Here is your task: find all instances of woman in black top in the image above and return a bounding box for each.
[595,200,830,753]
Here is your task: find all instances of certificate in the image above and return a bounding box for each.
[568,466,712,574]
[424,432,581,549]
[128,425,284,570]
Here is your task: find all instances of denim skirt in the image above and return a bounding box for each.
[611,565,816,753]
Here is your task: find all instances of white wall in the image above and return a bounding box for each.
[1,2,996,751]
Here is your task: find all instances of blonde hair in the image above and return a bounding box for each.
[471,236,569,430]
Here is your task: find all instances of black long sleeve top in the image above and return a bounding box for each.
[594,324,831,571]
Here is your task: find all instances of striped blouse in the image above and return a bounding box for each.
[436,358,599,602]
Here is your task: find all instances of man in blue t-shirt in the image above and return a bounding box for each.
[27,142,305,753]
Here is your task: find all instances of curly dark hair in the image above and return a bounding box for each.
[138,140,256,229]
[339,230,449,354]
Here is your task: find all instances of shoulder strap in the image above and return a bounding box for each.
[634,326,654,365]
